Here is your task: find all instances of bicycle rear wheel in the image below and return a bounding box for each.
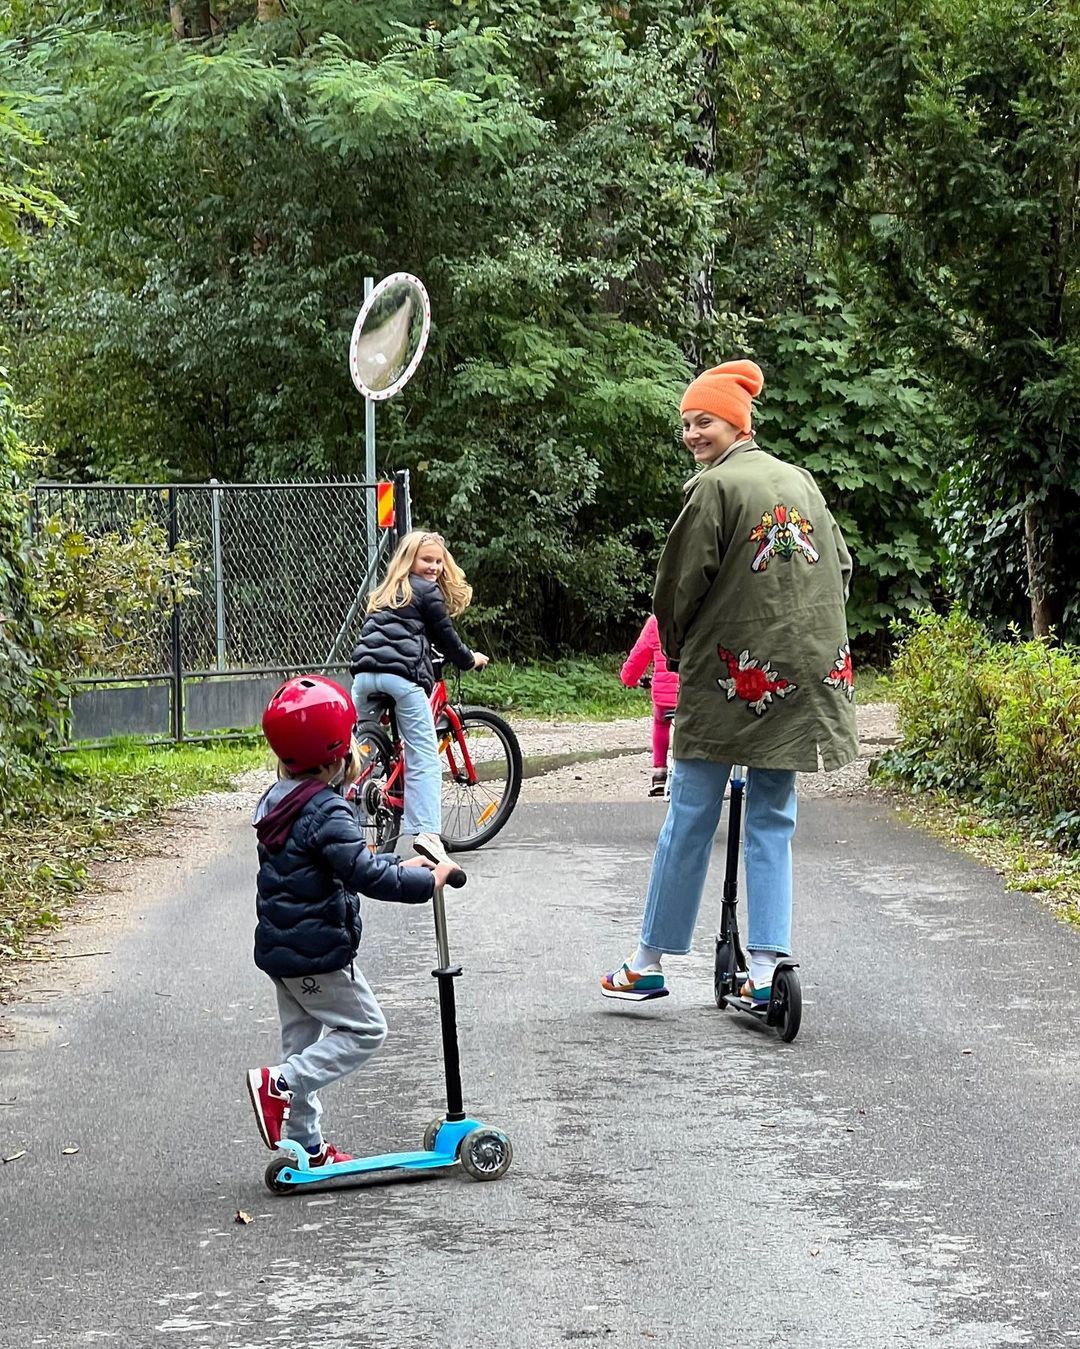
[437,706,522,852]
[349,722,402,853]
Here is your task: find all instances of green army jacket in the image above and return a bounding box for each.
[653,440,859,772]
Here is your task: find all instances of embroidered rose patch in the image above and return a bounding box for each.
[749,504,820,572]
[822,644,855,701]
[717,645,797,716]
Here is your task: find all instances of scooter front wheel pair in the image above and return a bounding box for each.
[424,1118,513,1181]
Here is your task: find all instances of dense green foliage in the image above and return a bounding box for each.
[3,0,1080,656]
[880,610,1080,850]
[0,0,951,655]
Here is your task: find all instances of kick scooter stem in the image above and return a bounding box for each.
[432,872,467,1122]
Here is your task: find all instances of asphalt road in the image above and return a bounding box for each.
[2,795,1079,1347]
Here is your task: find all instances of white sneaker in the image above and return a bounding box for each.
[414,832,453,867]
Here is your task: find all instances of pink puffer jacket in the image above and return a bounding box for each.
[620,614,679,711]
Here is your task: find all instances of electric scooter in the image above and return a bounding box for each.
[600,766,802,1040]
[263,873,513,1193]
[713,768,802,1042]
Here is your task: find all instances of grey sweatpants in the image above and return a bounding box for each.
[271,966,388,1149]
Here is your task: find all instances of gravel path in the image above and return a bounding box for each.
[515,701,898,803]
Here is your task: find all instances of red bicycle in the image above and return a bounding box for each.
[350,667,523,854]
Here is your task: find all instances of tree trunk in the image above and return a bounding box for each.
[1024,501,1055,638]
[170,0,213,38]
[686,41,718,369]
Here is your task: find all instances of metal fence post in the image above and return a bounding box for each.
[210,478,226,671]
[364,276,377,586]
[167,486,184,743]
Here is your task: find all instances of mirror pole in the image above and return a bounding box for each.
[363,275,377,590]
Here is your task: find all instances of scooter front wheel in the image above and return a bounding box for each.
[771,967,803,1043]
[458,1127,513,1181]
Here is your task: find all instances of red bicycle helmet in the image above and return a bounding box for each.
[262,675,356,773]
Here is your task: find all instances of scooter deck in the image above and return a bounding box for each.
[600,986,670,1002]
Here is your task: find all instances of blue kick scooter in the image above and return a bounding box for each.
[263,873,513,1193]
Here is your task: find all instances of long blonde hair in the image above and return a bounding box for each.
[367,529,473,617]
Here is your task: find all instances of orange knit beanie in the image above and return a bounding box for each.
[679,360,764,435]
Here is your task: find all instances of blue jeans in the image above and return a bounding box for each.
[351,672,441,836]
[640,759,798,956]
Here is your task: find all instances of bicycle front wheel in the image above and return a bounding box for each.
[437,706,523,852]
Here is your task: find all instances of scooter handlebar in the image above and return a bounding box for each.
[444,868,467,889]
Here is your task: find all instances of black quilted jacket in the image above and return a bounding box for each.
[252,780,433,978]
[349,577,475,693]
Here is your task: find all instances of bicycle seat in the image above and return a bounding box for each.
[362,693,396,715]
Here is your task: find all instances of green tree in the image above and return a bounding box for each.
[769,0,1080,639]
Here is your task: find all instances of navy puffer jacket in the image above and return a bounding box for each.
[253,780,433,978]
[349,577,475,694]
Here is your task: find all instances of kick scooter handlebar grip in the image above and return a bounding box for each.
[444,867,467,889]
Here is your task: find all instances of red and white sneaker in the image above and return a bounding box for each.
[246,1067,292,1150]
[307,1141,353,1168]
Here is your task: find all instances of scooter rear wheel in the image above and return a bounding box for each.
[265,1155,294,1194]
[772,967,803,1043]
[713,940,734,1008]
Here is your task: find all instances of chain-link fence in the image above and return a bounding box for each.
[31,474,412,744]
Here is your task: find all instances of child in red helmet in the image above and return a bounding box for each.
[246,674,457,1166]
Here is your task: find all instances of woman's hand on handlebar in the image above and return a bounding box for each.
[472,651,490,670]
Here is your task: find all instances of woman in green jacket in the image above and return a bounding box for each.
[602,360,858,1003]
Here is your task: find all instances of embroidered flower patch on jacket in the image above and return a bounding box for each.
[748,505,819,572]
[822,645,855,701]
[717,645,797,716]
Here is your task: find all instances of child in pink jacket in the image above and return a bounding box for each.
[620,614,680,796]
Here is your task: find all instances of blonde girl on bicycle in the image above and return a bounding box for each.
[349,530,488,868]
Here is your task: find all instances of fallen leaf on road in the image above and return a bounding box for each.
[962,1049,974,1056]
[235,1209,253,1225]
[61,1146,79,1155]
[3,1150,26,1163]
[810,1246,821,1256]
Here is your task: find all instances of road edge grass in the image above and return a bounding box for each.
[0,739,269,996]
[879,780,1080,928]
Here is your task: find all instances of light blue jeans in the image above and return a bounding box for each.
[640,758,798,956]
[351,672,441,836]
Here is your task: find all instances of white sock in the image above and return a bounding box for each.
[749,950,778,987]
[630,944,662,972]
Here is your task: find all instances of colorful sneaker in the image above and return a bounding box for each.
[739,978,772,1007]
[246,1067,292,1150]
[306,1141,354,1168]
[601,961,666,995]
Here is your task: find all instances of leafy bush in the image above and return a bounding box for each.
[880,609,1080,849]
[0,372,65,819]
[33,514,198,678]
